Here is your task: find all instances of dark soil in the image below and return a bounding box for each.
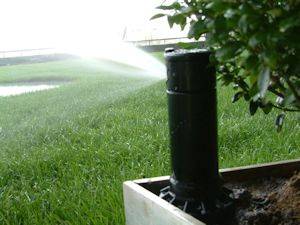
[227,172,300,225]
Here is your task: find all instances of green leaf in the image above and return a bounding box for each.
[244,55,259,71]
[267,8,282,17]
[249,74,258,87]
[213,16,227,32]
[157,2,181,10]
[239,3,255,14]
[188,20,208,39]
[275,113,285,132]
[238,15,248,33]
[248,83,258,98]
[205,1,228,12]
[249,100,259,115]
[239,80,249,91]
[150,14,166,20]
[262,51,278,69]
[167,13,186,28]
[221,72,234,86]
[238,13,260,33]
[232,91,244,103]
[258,67,270,98]
[244,93,251,101]
[279,16,300,32]
[224,9,237,19]
[248,33,266,48]
[215,42,242,61]
[261,102,273,114]
[167,16,174,28]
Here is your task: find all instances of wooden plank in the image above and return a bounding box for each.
[220,159,300,182]
[134,159,300,187]
[123,181,205,225]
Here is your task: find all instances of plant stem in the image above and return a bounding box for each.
[268,87,284,98]
[271,103,300,112]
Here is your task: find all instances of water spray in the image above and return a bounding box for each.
[160,48,234,224]
[58,41,165,79]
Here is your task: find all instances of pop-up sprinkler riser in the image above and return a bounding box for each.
[161,48,234,224]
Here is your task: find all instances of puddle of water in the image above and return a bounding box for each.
[0,84,59,97]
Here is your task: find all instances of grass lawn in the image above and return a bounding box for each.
[0,57,299,224]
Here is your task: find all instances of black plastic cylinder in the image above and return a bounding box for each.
[165,49,220,201]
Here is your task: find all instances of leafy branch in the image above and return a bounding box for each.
[152,0,300,129]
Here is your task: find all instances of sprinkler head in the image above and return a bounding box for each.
[164,48,175,53]
[161,48,234,224]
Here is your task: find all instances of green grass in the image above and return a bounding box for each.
[151,52,165,62]
[0,57,299,224]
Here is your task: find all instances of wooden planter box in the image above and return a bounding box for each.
[123,159,300,225]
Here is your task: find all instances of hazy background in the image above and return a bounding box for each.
[0,0,187,51]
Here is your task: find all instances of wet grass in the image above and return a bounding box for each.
[0,58,299,224]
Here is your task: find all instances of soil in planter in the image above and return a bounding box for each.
[227,171,300,225]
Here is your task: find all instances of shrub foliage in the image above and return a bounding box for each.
[153,0,300,129]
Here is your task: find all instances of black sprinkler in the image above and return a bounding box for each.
[160,49,234,224]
